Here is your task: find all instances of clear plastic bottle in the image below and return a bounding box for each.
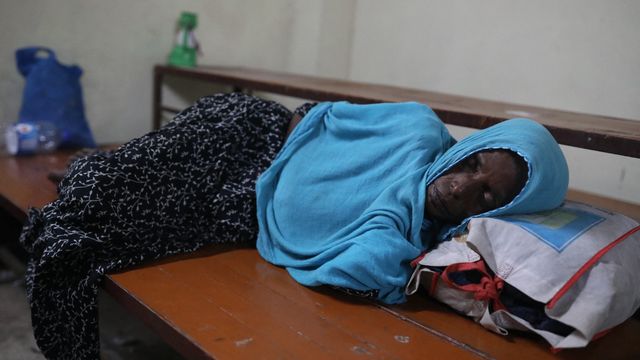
[4,121,60,155]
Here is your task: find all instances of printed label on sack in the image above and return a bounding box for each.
[502,208,604,251]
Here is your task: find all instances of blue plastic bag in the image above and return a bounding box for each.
[16,47,96,149]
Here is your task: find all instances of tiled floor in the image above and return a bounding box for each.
[0,250,183,360]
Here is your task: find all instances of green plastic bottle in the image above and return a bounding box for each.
[168,12,199,67]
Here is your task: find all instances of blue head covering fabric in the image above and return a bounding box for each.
[256,101,568,304]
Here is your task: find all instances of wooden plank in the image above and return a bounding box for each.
[106,246,640,360]
[391,294,640,360]
[155,65,640,158]
[567,189,640,221]
[106,248,483,359]
[152,69,163,131]
[160,105,182,114]
[0,152,69,221]
[0,146,120,220]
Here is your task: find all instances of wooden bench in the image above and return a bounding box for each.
[153,65,640,158]
[1,65,639,359]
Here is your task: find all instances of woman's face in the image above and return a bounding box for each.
[425,150,527,224]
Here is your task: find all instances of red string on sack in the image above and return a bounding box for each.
[439,261,506,310]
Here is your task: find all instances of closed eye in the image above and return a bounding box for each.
[482,186,496,209]
[465,155,479,172]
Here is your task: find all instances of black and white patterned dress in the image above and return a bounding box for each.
[19,93,296,359]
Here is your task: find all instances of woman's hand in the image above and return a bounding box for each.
[286,113,303,139]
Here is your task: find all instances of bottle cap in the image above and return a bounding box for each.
[179,12,197,29]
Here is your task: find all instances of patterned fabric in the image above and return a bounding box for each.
[332,286,380,301]
[293,101,317,118]
[19,93,292,359]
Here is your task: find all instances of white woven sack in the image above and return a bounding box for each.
[406,201,640,349]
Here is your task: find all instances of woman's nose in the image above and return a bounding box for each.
[451,174,481,199]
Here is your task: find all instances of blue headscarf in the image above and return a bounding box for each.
[256,101,568,304]
[427,117,570,240]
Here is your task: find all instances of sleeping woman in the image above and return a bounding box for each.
[20,92,568,359]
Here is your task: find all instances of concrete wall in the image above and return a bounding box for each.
[0,0,638,203]
[351,0,640,119]
[0,0,303,141]
[348,0,640,205]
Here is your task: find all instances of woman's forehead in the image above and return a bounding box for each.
[455,148,524,165]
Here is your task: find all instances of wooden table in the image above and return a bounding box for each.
[2,150,640,359]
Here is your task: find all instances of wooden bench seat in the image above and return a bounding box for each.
[1,149,638,359]
[1,65,639,359]
[1,149,639,360]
